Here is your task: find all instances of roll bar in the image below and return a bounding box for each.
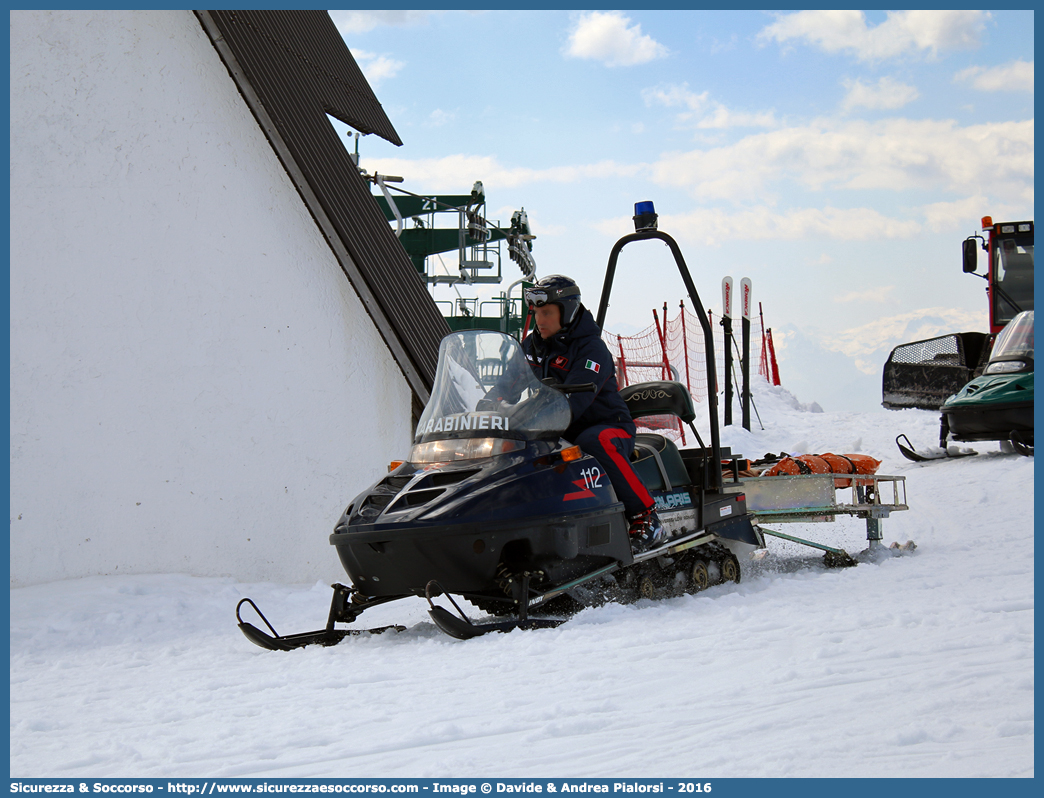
[595,229,723,492]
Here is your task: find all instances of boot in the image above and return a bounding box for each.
[628,508,667,553]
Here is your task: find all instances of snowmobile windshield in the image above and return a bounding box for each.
[985,311,1033,374]
[413,331,572,454]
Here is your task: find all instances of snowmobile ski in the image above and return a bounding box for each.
[427,605,564,640]
[1009,430,1034,457]
[896,434,977,463]
[237,616,404,651]
[425,580,566,640]
[236,589,405,651]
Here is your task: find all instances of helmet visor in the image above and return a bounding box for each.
[524,288,549,307]
[525,285,580,308]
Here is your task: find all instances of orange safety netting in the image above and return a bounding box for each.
[603,302,778,442]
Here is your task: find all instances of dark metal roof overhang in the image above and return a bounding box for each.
[196,10,449,404]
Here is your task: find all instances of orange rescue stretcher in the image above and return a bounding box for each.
[732,452,910,566]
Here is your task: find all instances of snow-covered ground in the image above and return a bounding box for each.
[9,387,1033,778]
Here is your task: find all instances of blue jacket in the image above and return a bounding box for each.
[523,306,635,442]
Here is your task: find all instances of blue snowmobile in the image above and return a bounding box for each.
[237,206,761,647]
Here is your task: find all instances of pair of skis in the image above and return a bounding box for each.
[721,276,753,430]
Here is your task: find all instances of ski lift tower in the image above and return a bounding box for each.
[369,176,538,338]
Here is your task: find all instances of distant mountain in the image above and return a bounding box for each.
[770,307,988,413]
[771,324,880,413]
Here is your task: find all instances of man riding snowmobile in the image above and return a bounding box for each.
[518,275,668,552]
[235,209,767,648]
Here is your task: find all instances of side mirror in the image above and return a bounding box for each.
[962,237,979,273]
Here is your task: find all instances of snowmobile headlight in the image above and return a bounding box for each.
[409,437,526,463]
[985,360,1028,374]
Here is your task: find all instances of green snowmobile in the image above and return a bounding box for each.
[898,310,1034,460]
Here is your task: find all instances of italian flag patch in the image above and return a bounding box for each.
[585,359,601,373]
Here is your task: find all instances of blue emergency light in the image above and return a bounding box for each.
[633,200,658,232]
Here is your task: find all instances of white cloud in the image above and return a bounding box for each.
[642,83,709,111]
[955,59,1034,92]
[650,118,1034,203]
[594,205,922,246]
[709,35,739,56]
[528,220,569,238]
[835,285,895,303]
[921,196,1034,234]
[593,194,1036,246]
[643,83,776,130]
[565,11,668,67]
[361,113,1034,241]
[425,109,456,128]
[350,49,405,84]
[696,105,778,130]
[920,196,994,234]
[841,77,919,111]
[331,10,437,35]
[826,307,990,372]
[758,10,991,62]
[687,206,918,243]
[772,307,990,377]
[358,154,642,192]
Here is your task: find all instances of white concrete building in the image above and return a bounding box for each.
[9,10,446,587]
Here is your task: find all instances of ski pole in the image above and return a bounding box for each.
[731,334,764,430]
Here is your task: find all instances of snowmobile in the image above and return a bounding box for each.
[897,310,1034,461]
[237,204,761,649]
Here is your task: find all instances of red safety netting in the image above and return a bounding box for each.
[603,301,780,442]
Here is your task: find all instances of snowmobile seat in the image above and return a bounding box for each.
[620,381,696,424]
[632,433,691,491]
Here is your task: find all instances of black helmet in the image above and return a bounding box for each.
[525,275,581,326]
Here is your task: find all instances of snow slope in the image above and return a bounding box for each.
[9,388,1034,778]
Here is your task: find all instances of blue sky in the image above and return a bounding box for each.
[328,10,1033,410]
